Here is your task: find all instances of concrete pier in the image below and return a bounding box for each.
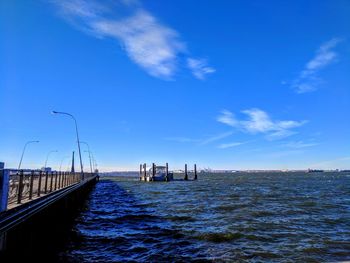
[0,162,99,260]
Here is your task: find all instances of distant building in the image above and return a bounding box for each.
[41,167,52,172]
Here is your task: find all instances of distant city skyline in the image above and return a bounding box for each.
[1,0,350,171]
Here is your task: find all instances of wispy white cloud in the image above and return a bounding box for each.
[217,108,307,140]
[283,141,319,149]
[51,0,214,80]
[292,38,342,93]
[164,131,233,145]
[217,141,246,149]
[187,58,216,80]
[217,110,238,127]
[92,11,185,79]
[199,131,233,145]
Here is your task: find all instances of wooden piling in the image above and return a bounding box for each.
[184,164,188,180]
[152,163,155,181]
[194,164,197,180]
[143,163,146,180]
[165,163,169,182]
[139,164,142,180]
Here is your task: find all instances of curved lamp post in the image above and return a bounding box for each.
[83,150,93,174]
[18,140,39,170]
[52,111,84,179]
[59,156,70,171]
[80,141,93,173]
[91,153,97,172]
[44,150,58,169]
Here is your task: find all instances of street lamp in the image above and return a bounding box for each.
[80,141,93,173]
[59,156,70,171]
[44,150,58,169]
[52,111,84,179]
[18,140,39,170]
[83,150,93,173]
[91,153,98,172]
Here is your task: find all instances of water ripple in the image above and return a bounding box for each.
[59,172,350,262]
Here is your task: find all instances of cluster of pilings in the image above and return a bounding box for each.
[139,163,198,181]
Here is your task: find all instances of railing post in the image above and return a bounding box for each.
[44,171,48,194]
[0,162,10,212]
[61,171,64,188]
[50,172,53,192]
[29,170,34,200]
[17,170,24,204]
[184,164,188,180]
[58,171,61,189]
[38,171,42,197]
[54,171,58,190]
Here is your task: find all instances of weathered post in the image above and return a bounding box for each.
[58,171,61,189]
[152,163,155,181]
[143,163,147,180]
[50,171,53,192]
[194,164,197,180]
[62,172,65,187]
[139,164,142,181]
[54,171,58,190]
[29,170,34,200]
[37,170,42,197]
[0,162,10,212]
[61,171,64,188]
[17,170,24,204]
[165,163,169,182]
[184,164,188,180]
[44,171,48,194]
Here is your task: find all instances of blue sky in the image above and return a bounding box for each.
[1,0,350,171]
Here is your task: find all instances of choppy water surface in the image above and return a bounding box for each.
[60,173,350,262]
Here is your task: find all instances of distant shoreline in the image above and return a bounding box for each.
[100,170,350,177]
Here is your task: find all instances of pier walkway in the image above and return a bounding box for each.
[0,164,99,259]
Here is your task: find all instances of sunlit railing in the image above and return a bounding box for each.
[8,170,96,206]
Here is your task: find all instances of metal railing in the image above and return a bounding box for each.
[7,170,96,206]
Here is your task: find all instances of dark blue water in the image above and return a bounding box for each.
[59,172,350,262]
